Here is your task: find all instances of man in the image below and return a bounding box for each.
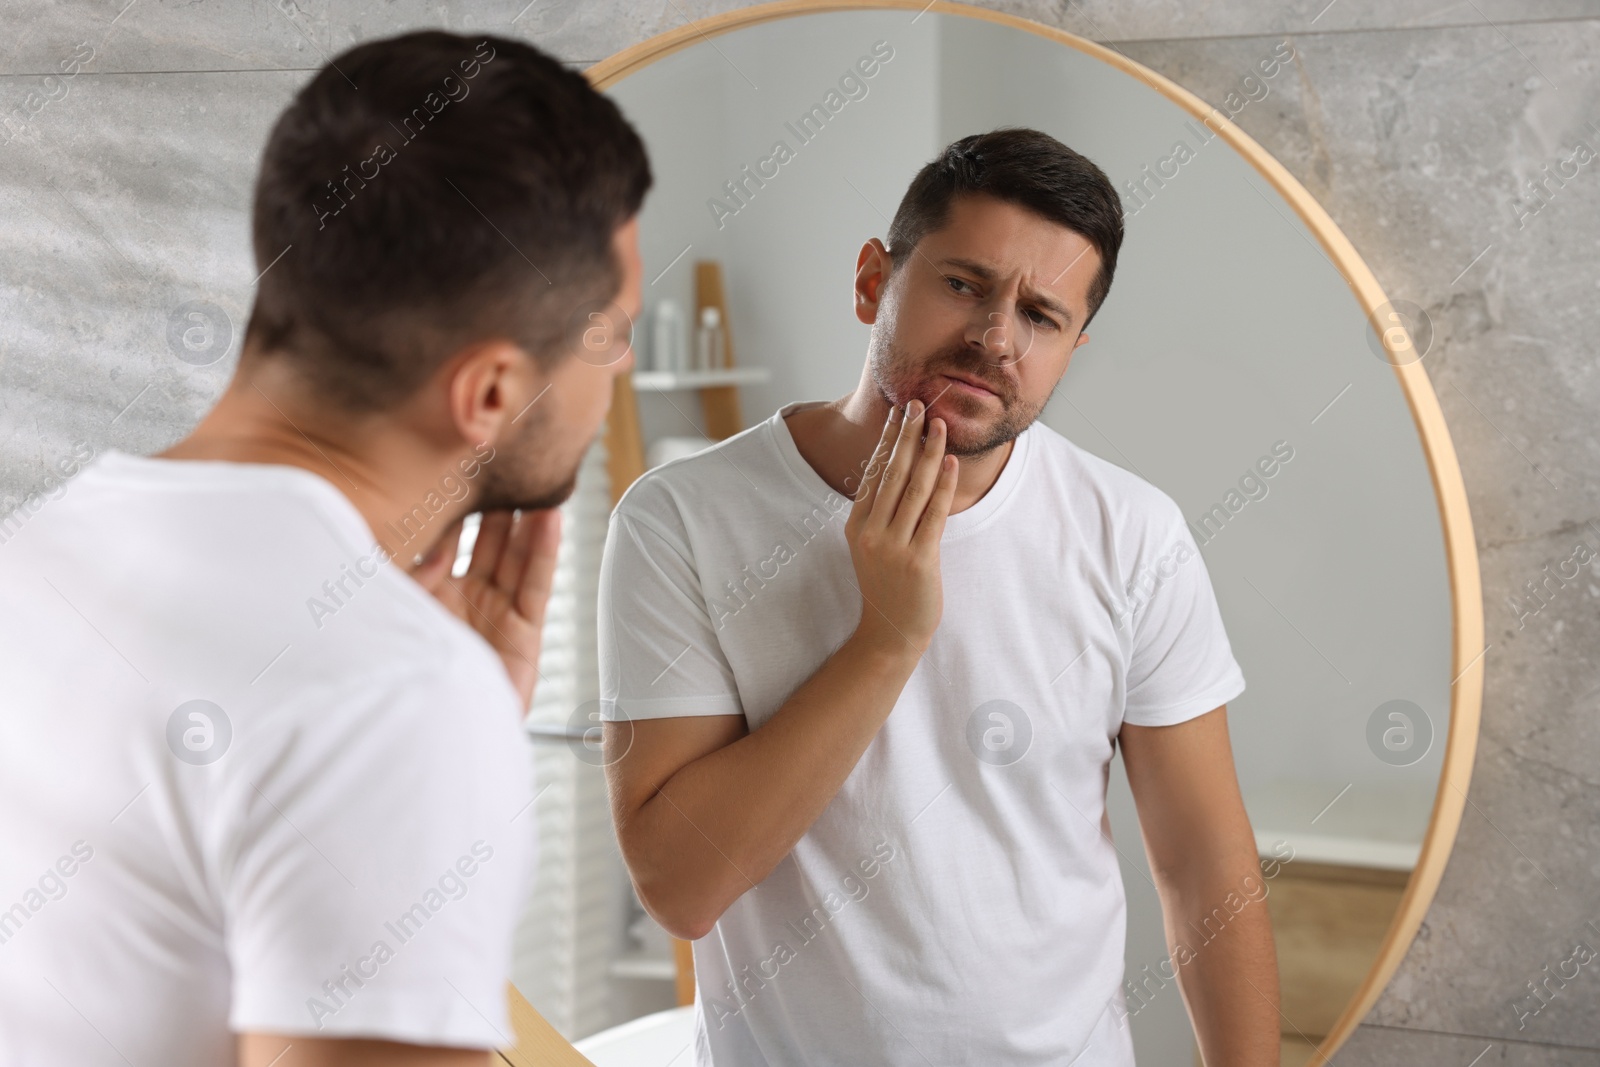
[0,31,649,1067]
[599,128,1278,1065]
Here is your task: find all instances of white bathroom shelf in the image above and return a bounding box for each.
[608,951,677,981]
[1255,829,1419,871]
[632,366,770,391]
[1246,776,1430,872]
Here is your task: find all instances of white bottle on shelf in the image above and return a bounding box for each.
[695,305,725,372]
[650,299,685,373]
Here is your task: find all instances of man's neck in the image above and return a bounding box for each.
[156,362,470,565]
[785,391,1015,516]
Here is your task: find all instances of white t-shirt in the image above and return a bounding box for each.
[598,400,1246,1066]
[0,449,536,1066]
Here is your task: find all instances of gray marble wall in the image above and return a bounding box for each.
[3,1,1597,1062]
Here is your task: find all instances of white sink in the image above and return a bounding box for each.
[573,1005,696,1067]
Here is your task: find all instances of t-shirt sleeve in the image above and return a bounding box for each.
[220,643,537,1047]
[597,497,744,721]
[1120,495,1247,727]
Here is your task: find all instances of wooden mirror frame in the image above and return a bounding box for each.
[503,2,1486,1062]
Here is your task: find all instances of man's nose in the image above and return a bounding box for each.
[969,300,1024,365]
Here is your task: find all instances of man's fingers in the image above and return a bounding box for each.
[866,398,925,533]
[492,510,534,595]
[468,510,513,584]
[912,453,959,548]
[515,509,563,622]
[847,403,902,529]
[887,415,947,540]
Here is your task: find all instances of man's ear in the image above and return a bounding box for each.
[445,338,534,450]
[854,238,893,325]
[1057,330,1090,380]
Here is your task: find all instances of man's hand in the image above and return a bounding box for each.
[406,508,562,709]
[844,398,958,657]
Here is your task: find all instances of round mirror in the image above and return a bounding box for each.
[516,4,1483,1065]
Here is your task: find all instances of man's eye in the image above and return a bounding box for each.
[946,276,973,294]
[1026,308,1058,329]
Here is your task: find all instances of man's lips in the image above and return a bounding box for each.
[939,372,1000,399]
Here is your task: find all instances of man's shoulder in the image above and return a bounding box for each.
[611,417,783,529]
[1025,420,1182,528]
[4,449,516,710]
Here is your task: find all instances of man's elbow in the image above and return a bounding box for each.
[618,830,723,941]
[633,876,719,942]
[659,911,717,943]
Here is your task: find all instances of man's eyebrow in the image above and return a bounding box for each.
[937,256,1075,326]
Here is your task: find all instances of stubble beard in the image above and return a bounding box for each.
[474,402,583,513]
[867,325,1044,460]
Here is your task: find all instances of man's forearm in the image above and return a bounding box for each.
[622,627,920,939]
[1164,861,1282,1065]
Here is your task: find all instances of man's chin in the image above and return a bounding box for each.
[945,434,1000,460]
[938,408,1035,459]
[478,473,579,514]
[522,475,578,511]
[920,396,990,443]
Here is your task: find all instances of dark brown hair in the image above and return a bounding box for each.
[885,127,1123,328]
[244,30,652,412]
